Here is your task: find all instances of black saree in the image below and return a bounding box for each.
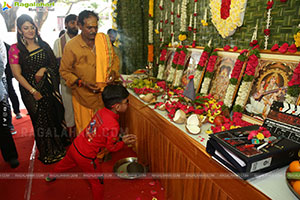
[20,47,67,164]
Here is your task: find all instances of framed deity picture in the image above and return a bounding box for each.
[242,53,300,123]
[208,51,240,102]
[181,49,204,91]
[163,49,175,80]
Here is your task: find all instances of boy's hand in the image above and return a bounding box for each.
[122,134,136,145]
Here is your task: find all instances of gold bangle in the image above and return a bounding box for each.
[30,88,37,94]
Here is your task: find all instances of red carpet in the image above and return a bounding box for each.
[0,109,165,200]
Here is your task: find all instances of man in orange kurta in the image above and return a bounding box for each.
[59,10,119,135]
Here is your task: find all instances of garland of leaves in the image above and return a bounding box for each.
[233,48,260,112]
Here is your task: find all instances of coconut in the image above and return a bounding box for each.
[143,93,155,103]
[139,94,146,100]
[186,114,200,126]
[185,114,201,135]
[157,104,166,111]
[186,124,201,135]
[173,109,186,124]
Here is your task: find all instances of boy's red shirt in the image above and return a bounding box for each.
[73,107,124,158]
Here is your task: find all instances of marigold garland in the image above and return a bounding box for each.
[147,0,154,64]
[294,26,300,48]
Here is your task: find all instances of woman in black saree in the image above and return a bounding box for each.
[9,14,67,164]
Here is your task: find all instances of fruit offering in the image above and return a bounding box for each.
[286,160,300,197]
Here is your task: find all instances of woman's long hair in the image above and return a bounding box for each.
[16,14,57,68]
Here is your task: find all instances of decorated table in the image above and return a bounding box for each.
[119,75,298,200]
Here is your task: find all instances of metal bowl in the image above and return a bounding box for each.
[113,157,147,179]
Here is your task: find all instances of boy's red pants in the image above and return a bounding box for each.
[52,144,104,200]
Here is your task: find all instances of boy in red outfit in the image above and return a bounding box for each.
[46,84,136,200]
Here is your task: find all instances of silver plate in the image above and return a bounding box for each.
[113,157,147,179]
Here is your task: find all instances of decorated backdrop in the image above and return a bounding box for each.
[115,0,300,74]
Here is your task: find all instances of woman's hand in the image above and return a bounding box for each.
[35,68,47,83]
[33,91,43,100]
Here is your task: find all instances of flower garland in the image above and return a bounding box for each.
[179,0,188,42]
[170,0,175,45]
[200,50,218,95]
[157,44,169,80]
[166,48,181,83]
[192,0,198,48]
[197,46,212,71]
[264,0,273,50]
[148,0,154,65]
[201,8,208,26]
[159,0,164,42]
[174,46,188,87]
[193,46,212,89]
[233,48,260,112]
[286,62,300,104]
[223,50,248,109]
[210,0,248,38]
[111,0,118,30]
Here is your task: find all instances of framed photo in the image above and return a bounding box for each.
[208,52,240,102]
[180,49,204,90]
[163,50,175,80]
[243,54,300,123]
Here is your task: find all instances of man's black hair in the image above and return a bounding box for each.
[59,29,66,37]
[78,10,99,26]
[102,84,129,109]
[64,14,77,25]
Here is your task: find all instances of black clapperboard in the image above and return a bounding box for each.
[264,101,300,144]
[206,101,300,179]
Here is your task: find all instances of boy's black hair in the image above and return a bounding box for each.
[78,10,99,26]
[102,84,129,109]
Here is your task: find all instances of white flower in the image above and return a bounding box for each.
[200,77,211,95]
[224,84,236,107]
[157,64,165,80]
[167,67,176,83]
[235,81,252,107]
[194,70,203,91]
[284,94,297,105]
[148,20,154,43]
[180,0,188,32]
